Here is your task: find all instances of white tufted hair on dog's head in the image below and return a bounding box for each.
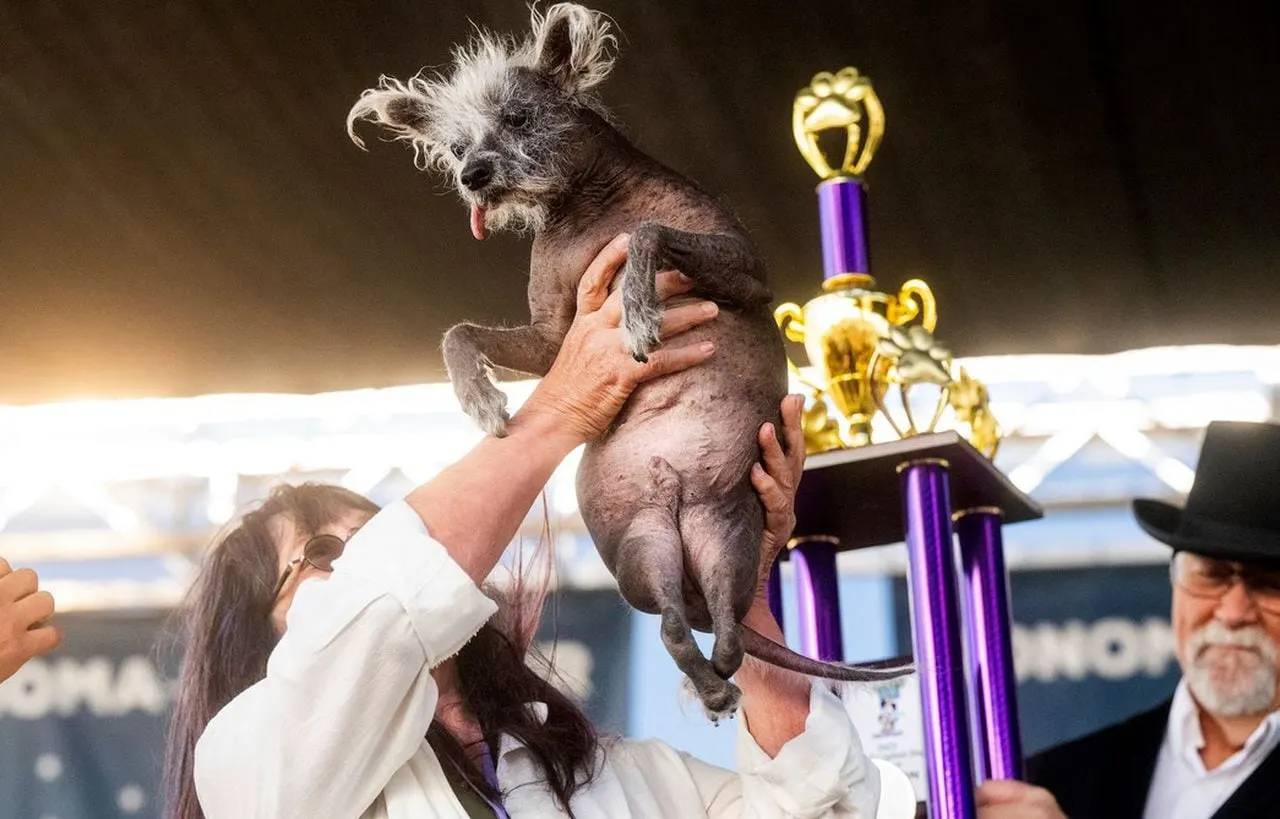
[346,4,620,235]
[346,74,442,170]
[529,2,617,98]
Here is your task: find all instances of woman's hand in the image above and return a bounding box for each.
[517,233,719,445]
[976,780,1067,819]
[750,393,806,595]
[0,558,60,684]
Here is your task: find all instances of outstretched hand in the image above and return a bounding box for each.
[0,557,61,684]
[751,393,807,595]
[518,233,719,444]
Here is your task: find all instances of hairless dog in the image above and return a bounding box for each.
[350,3,911,718]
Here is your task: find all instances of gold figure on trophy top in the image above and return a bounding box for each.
[793,67,885,179]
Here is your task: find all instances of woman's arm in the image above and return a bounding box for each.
[194,234,718,818]
[736,394,816,755]
[735,603,817,752]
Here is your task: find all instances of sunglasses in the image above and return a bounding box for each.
[269,533,348,604]
[1171,552,1280,614]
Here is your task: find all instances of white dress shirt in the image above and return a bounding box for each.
[194,499,881,818]
[1142,680,1280,819]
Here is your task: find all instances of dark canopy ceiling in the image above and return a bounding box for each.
[2,0,1277,403]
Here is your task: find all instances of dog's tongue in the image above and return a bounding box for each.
[470,204,486,240]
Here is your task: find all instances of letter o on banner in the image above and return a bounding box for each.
[1,659,55,719]
[1088,618,1141,680]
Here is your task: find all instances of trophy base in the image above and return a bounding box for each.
[784,430,1042,553]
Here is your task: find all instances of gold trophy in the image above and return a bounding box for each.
[777,68,1001,459]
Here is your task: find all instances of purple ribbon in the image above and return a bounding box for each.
[480,743,510,819]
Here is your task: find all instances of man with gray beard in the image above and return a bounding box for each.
[1026,421,1280,819]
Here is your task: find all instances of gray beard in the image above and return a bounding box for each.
[1184,620,1279,717]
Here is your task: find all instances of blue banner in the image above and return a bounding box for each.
[0,610,175,819]
[0,590,629,819]
[893,563,1181,756]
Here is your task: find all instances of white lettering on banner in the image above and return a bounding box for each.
[55,657,115,716]
[114,656,169,715]
[1012,618,1176,684]
[0,655,171,720]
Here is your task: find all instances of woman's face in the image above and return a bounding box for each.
[268,507,374,633]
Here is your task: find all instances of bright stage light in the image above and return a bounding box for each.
[0,344,1274,572]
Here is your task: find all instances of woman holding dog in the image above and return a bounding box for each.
[165,236,1063,818]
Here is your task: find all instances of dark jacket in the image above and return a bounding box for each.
[1025,698,1280,818]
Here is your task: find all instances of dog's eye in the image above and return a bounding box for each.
[504,111,530,129]
[450,143,466,159]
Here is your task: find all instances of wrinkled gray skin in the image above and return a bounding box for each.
[350,3,910,718]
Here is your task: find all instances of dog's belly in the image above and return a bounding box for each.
[574,307,787,619]
[577,307,784,516]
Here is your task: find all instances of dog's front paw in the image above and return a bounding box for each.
[457,375,510,436]
[622,299,663,363]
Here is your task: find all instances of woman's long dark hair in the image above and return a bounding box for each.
[163,483,600,819]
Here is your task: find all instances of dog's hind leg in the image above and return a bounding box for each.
[613,458,741,721]
[682,499,762,687]
[621,220,771,361]
[617,527,742,721]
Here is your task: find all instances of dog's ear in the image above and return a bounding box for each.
[346,78,436,151]
[532,3,616,96]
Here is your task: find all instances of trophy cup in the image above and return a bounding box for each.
[770,67,1043,819]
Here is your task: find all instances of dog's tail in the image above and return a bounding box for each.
[741,626,914,681]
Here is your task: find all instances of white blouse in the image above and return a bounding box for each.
[194,499,881,818]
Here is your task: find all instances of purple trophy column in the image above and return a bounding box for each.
[899,459,975,819]
[817,178,872,279]
[766,559,784,627]
[791,537,845,661]
[956,508,1024,782]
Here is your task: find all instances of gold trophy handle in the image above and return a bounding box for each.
[773,303,827,394]
[893,279,938,332]
[774,302,807,342]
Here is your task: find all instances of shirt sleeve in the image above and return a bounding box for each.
[686,681,881,818]
[193,499,500,819]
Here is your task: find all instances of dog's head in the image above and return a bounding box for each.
[347,3,617,238]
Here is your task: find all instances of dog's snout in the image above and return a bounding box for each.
[460,161,493,192]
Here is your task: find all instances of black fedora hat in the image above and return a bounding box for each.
[1132,421,1280,563]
